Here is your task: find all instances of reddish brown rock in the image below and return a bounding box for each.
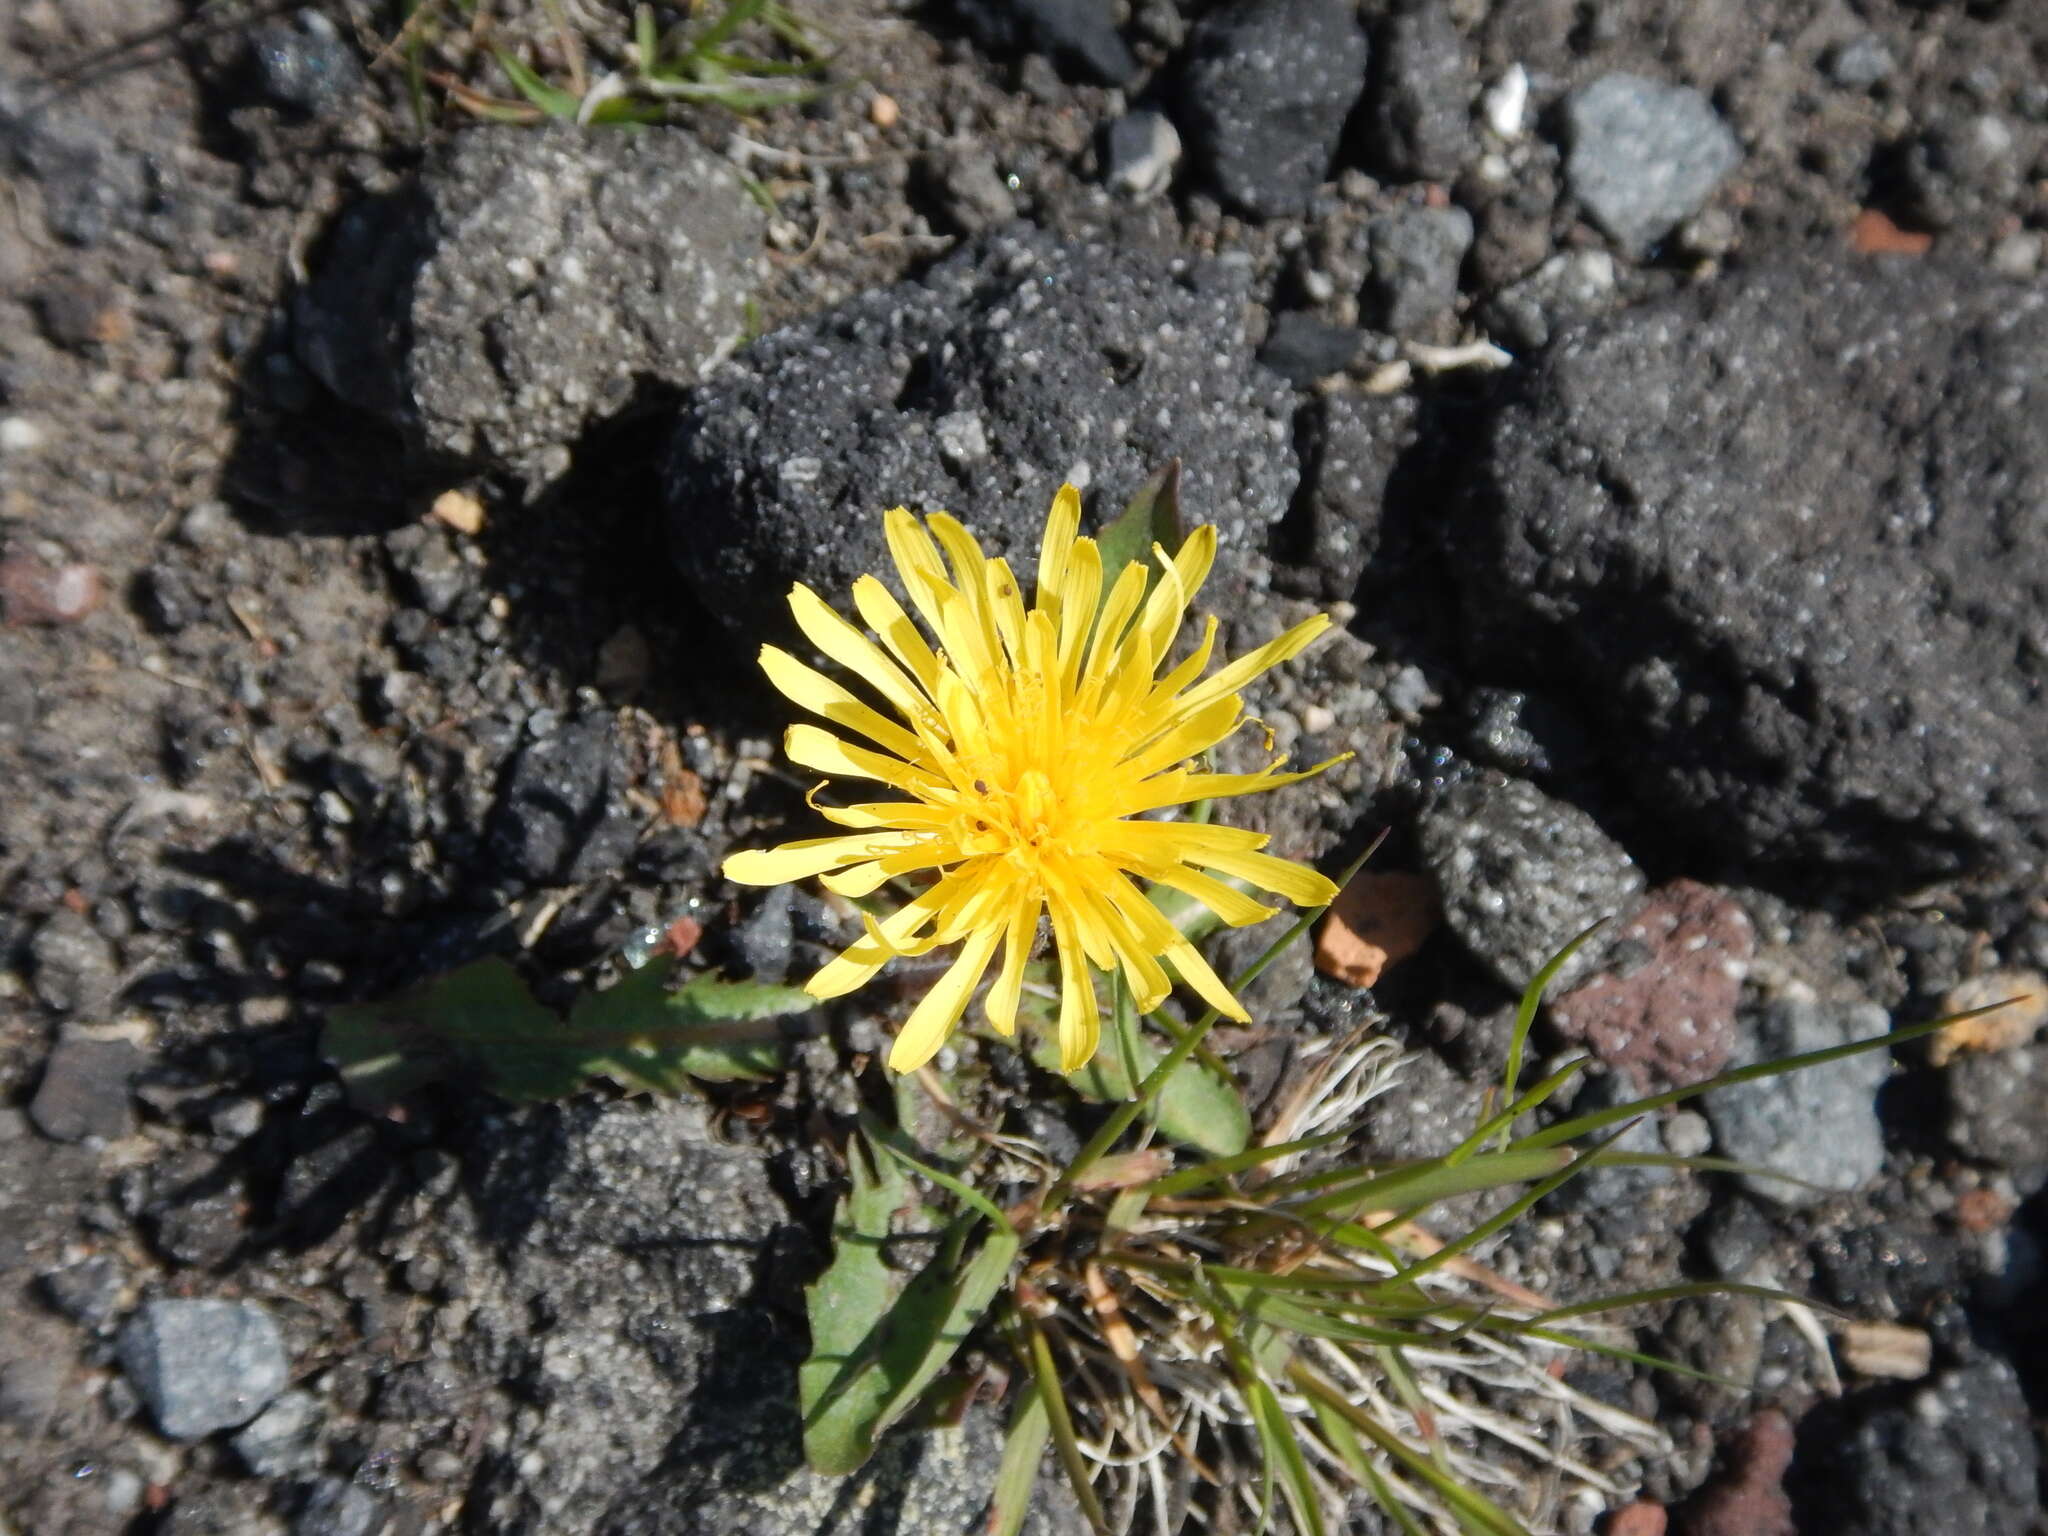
[1672,1409,1795,1536]
[1547,880,1753,1090]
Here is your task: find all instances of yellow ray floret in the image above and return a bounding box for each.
[723,482,1347,1074]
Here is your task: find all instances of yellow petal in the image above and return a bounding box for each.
[888,919,1003,1072]
[1050,903,1101,1072]
[1115,758,1342,816]
[1169,612,1332,722]
[1143,864,1277,928]
[1055,536,1103,681]
[760,646,931,764]
[984,889,1039,1038]
[851,575,944,696]
[1187,846,1341,908]
[1120,694,1245,780]
[1037,484,1081,614]
[805,884,950,997]
[1163,936,1250,1023]
[723,831,912,885]
[787,585,934,727]
[884,506,956,633]
[785,724,942,793]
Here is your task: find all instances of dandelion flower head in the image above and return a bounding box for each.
[723,485,1343,1074]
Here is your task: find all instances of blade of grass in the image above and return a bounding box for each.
[1510,1006,2010,1153]
[1011,1311,1111,1536]
[1143,1129,1352,1198]
[987,1370,1051,1536]
[1492,919,1605,1151]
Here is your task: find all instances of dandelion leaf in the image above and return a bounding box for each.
[321,956,801,1111]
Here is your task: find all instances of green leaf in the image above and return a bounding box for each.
[1093,459,1184,602]
[801,1127,1021,1475]
[321,956,803,1111]
[491,49,582,119]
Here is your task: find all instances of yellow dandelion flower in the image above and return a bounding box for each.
[723,484,1345,1075]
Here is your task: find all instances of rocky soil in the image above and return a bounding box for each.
[2,1,2046,1533]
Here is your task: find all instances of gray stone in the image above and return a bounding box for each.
[667,225,1297,640]
[1564,73,1739,255]
[1477,248,1616,352]
[1453,262,2048,884]
[1176,0,1371,218]
[923,145,1017,234]
[118,1299,289,1440]
[29,1027,141,1143]
[29,906,120,1013]
[1703,991,1887,1206]
[1825,34,1896,90]
[1367,1,1472,183]
[1278,391,1421,601]
[232,1389,322,1477]
[39,1252,126,1328]
[295,126,762,490]
[1943,1043,2048,1193]
[295,1477,387,1536]
[1365,205,1473,337]
[1104,109,1181,199]
[1793,1354,2040,1534]
[1899,112,2026,233]
[1415,773,1643,992]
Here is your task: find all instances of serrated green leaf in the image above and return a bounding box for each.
[1093,459,1184,602]
[320,956,803,1110]
[801,1175,1020,1476]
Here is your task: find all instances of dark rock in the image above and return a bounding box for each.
[1455,686,1592,780]
[295,126,762,489]
[231,1389,322,1477]
[249,12,365,119]
[39,1252,126,1328]
[1453,262,2048,884]
[1279,391,1420,601]
[1256,310,1366,386]
[34,276,121,351]
[1176,0,1371,219]
[951,0,1137,87]
[1563,73,1740,255]
[1476,249,1617,353]
[1943,1043,2048,1193]
[487,713,638,885]
[1415,773,1643,992]
[668,226,1296,640]
[1547,880,1752,1091]
[1791,1353,2040,1535]
[29,1028,142,1143]
[29,907,120,1013]
[921,144,1017,234]
[1366,1,1471,183]
[1365,205,1472,337]
[145,1151,248,1268]
[118,1298,289,1440]
[1704,989,1887,1206]
[1103,109,1181,199]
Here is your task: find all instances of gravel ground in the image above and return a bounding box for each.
[2,1,2046,1533]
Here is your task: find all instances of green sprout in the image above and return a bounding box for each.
[381,0,829,130]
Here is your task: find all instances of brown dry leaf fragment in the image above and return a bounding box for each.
[1314,870,1438,987]
[1930,969,2047,1067]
